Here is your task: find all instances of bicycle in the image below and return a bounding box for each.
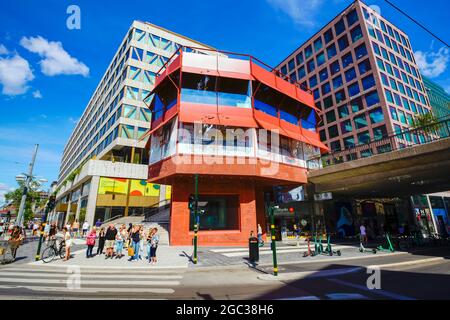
[41,237,66,263]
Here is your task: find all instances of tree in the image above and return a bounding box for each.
[4,180,45,223]
[411,113,440,132]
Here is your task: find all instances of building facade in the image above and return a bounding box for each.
[51,21,214,227]
[145,48,326,246]
[422,76,450,119]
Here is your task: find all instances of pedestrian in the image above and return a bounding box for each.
[43,222,51,239]
[360,223,368,244]
[104,224,117,259]
[149,228,159,265]
[48,222,57,243]
[63,227,72,261]
[128,226,141,262]
[82,221,89,237]
[139,225,145,260]
[97,227,106,255]
[0,223,4,237]
[86,227,97,258]
[72,219,80,238]
[115,224,126,259]
[95,219,102,228]
[32,222,39,236]
[257,223,264,247]
[8,226,24,259]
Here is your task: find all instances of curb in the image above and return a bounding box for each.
[257,267,362,281]
[368,257,447,269]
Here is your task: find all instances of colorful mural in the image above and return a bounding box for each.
[98,177,167,197]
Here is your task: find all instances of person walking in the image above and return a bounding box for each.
[115,224,126,259]
[63,227,72,261]
[128,226,141,262]
[148,228,159,265]
[360,223,368,244]
[95,219,102,228]
[86,227,97,258]
[139,225,145,260]
[8,226,24,259]
[104,224,117,259]
[72,220,80,238]
[257,223,264,247]
[82,221,89,238]
[97,227,106,255]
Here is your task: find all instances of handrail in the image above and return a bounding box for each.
[312,116,450,168]
[100,199,171,225]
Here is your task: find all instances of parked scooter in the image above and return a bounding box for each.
[324,234,341,256]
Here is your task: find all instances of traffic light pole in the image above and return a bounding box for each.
[193,174,199,264]
[270,205,278,276]
[35,206,49,261]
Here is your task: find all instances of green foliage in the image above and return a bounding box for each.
[78,208,87,223]
[412,113,440,133]
[4,180,42,223]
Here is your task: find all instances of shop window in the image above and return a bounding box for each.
[189,195,240,231]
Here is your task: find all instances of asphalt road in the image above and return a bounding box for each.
[0,247,449,300]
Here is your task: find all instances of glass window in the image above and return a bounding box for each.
[332,75,343,90]
[350,25,363,43]
[373,125,387,140]
[327,44,337,59]
[280,65,287,75]
[338,35,349,51]
[390,106,398,121]
[351,97,364,112]
[324,28,334,44]
[348,82,360,97]
[369,107,384,124]
[319,68,329,82]
[335,89,346,104]
[296,52,304,65]
[319,129,327,141]
[326,110,336,124]
[376,30,384,44]
[354,114,368,129]
[307,59,316,73]
[298,66,306,79]
[346,9,359,26]
[288,59,295,72]
[377,58,385,71]
[328,125,339,139]
[189,195,240,231]
[321,82,331,95]
[340,119,353,134]
[335,19,346,36]
[305,45,313,59]
[380,21,387,32]
[338,105,350,118]
[355,43,368,60]
[317,52,326,66]
[323,95,334,109]
[398,110,407,124]
[345,67,357,82]
[344,136,356,148]
[365,91,380,107]
[362,74,375,90]
[402,97,410,110]
[342,52,353,69]
[389,77,398,91]
[358,131,371,144]
[380,73,389,86]
[330,140,341,152]
[313,88,320,100]
[385,89,394,103]
[372,42,381,56]
[309,75,318,88]
[330,60,340,75]
[394,93,402,107]
[358,59,371,74]
[314,37,323,52]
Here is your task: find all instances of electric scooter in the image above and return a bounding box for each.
[359,237,377,254]
[324,234,342,256]
[303,235,315,257]
[376,233,395,252]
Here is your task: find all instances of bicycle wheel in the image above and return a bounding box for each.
[41,247,56,263]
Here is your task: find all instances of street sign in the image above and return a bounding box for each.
[314,192,333,201]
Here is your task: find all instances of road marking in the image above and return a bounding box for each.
[0,272,183,280]
[0,284,175,294]
[367,257,446,269]
[328,278,415,300]
[0,278,180,286]
[222,246,349,257]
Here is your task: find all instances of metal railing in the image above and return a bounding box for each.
[143,199,171,222]
[308,116,450,169]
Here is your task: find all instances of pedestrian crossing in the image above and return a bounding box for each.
[210,244,352,257]
[0,265,185,297]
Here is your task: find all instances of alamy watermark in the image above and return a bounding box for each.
[66,5,81,30]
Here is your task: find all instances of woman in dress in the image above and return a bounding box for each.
[63,227,72,261]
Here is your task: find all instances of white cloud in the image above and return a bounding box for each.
[0,54,34,95]
[68,117,78,124]
[32,90,43,99]
[0,44,8,55]
[266,0,324,27]
[415,47,450,78]
[20,36,89,77]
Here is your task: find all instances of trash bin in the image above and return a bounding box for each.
[249,236,259,262]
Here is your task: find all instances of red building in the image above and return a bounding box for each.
[144,47,327,246]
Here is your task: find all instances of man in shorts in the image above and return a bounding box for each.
[104,224,117,259]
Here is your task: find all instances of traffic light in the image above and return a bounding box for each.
[289,207,295,213]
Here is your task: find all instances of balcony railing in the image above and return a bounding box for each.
[308,116,450,169]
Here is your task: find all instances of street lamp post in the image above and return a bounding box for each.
[16,144,39,228]
[193,174,199,264]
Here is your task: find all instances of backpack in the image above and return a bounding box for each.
[86,233,96,246]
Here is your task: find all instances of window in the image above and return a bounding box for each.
[309,75,318,88]
[380,73,389,86]
[338,35,349,51]
[358,59,371,74]
[385,89,394,103]
[328,125,339,139]
[362,74,375,90]
[307,59,316,73]
[317,52,326,66]
[313,88,320,100]
[189,195,240,231]
[350,25,363,43]
[398,110,407,124]
[253,83,282,117]
[377,58,385,71]
[335,19,346,36]
[348,82,360,97]
[338,105,350,118]
[319,68,329,82]
[340,119,352,133]
[314,38,323,52]
[351,97,364,112]
[369,107,384,124]
[332,75,343,89]
[321,82,331,95]
[319,129,327,141]
[365,91,380,107]
[346,9,359,26]
[324,28,334,44]
[372,42,381,56]
[288,59,295,72]
[305,45,313,59]
[330,140,342,152]
[354,114,368,129]
[327,44,337,59]
[345,67,357,82]
[389,77,398,91]
[335,89,346,104]
[402,97,410,110]
[298,66,306,79]
[330,60,340,75]
[358,131,371,144]
[355,43,368,60]
[296,52,304,65]
[342,52,353,69]
[344,136,356,148]
[326,110,336,124]
[323,96,334,109]
[373,125,388,140]
[390,106,398,121]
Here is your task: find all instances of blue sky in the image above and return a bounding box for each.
[0,0,449,204]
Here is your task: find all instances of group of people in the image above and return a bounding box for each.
[82,223,160,264]
[62,219,91,239]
